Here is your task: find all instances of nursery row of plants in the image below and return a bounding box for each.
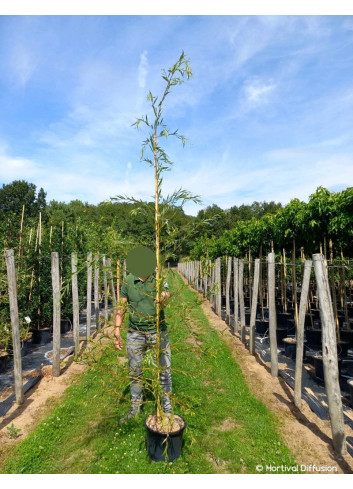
[186,254,353,344]
[179,253,353,456]
[189,186,353,260]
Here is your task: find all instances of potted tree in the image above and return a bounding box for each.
[127,52,196,461]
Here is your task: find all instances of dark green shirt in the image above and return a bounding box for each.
[120,274,167,331]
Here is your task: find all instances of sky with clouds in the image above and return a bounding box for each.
[1,12,353,215]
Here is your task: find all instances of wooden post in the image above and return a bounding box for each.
[292,239,298,330]
[5,250,24,405]
[215,257,221,316]
[239,259,246,343]
[203,260,208,298]
[249,258,260,355]
[259,246,264,319]
[313,253,346,455]
[117,259,121,302]
[233,258,239,333]
[72,252,79,356]
[294,259,312,407]
[268,252,278,377]
[107,258,117,307]
[86,252,92,341]
[103,255,108,327]
[94,254,100,331]
[51,252,61,377]
[225,256,232,325]
[283,248,287,313]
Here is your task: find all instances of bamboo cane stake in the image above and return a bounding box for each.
[18,204,25,257]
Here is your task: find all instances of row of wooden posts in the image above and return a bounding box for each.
[178,253,347,456]
[3,250,126,409]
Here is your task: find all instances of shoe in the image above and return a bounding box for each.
[119,405,142,424]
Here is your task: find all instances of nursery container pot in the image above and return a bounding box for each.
[347,379,353,408]
[0,350,9,373]
[282,337,306,359]
[314,355,342,380]
[145,414,186,462]
[255,320,269,335]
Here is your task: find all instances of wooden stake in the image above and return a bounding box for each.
[313,253,346,455]
[72,252,79,356]
[225,256,232,325]
[94,254,100,330]
[249,258,260,355]
[294,259,312,407]
[5,250,24,405]
[268,252,278,377]
[215,257,221,316]
[51,252,61,377]
[239,259,246,343]
[233,258,239,332]
[86,252,92,341]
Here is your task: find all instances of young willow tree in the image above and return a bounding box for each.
[117,52,200,419]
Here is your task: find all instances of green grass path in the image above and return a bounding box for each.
[1,271,297,474]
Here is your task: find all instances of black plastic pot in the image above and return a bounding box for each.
[340,331,353,347]
[305,329,322,349]
[337,341,350,358]
[60,319,71,334]
[277,313,292,328]
[0,351,9,373]
[21,340,29,357]
[276,328,288,346]
[347,379,353,408]
[145,415,186,462]
[255,320,269,335]
[282,337,305,359]
[314,356,342,380]
[31,328,52,345]
[340,360,353,380]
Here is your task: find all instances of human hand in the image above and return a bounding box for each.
[113,332,123,350]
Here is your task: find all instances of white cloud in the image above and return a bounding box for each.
[138,51,148,90]
[0,151,41,181]
[9,44,38,87]
[243,78,277,108]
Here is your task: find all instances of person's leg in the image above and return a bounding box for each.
[120,330,145,423]
[159,330,173,413]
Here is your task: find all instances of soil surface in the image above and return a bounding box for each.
[146,414,185,434]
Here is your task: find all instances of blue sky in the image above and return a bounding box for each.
[1,12,353,215]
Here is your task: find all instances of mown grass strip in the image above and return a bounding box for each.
[1,271,297,474]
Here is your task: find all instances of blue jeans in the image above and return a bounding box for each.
[126,329,172,411]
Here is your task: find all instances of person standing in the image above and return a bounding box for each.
[114,247,172,424]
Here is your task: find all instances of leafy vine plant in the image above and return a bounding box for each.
[116,52,200,419]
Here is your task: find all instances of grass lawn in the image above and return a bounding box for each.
[0,270,297,474]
